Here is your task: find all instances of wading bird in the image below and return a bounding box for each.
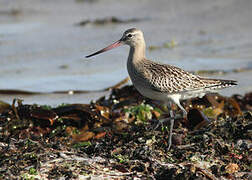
[86,28,237,150]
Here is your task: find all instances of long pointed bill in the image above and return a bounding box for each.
[86,40,122,58]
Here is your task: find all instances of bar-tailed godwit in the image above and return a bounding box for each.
[86,28,237,150]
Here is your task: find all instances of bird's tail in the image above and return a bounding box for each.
[200,78,237,90]
[218,79,237,86]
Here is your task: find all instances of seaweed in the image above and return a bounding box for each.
[76,17,144,26]
[0,85,251,179]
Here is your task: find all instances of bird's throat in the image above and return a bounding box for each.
[128,44,146,64]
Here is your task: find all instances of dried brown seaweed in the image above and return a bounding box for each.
[0,86,251,179]
[77,17,144,26]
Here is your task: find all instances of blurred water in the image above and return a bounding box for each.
[0,0,251,105]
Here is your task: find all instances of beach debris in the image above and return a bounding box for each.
[148,40,178,51]
[77,16,143,26]
[0,100,11,113]
[225,163,239,174]
[0,85,251,179]
[193,67,252,76]
[0,9,21,16]
[187,108,211,130]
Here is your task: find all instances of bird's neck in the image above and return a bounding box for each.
[128,42,146,64]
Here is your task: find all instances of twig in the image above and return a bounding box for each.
[176,143,196,149]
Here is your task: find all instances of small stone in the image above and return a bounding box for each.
[225,163,239,174]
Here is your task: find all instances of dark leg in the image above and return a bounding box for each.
[151,100,181,150]
[167,101,174,150]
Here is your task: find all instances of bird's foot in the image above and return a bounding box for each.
[150,114,181,130]
[152,112,186,150]
[151,117,171,130]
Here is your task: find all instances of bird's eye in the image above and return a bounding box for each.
[127,34,132,38]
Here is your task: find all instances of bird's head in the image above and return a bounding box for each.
[86,28,144,58]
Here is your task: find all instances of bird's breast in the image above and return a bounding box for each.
[127,60,168,101]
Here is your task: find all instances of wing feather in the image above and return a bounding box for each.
[141,60,236,94]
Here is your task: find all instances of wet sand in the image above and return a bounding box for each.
[0,0,252,105]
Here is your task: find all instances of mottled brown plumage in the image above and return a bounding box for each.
[86,28,237,150]
[129,58,236,95]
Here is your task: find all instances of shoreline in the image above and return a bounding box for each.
[0,84,251,179]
